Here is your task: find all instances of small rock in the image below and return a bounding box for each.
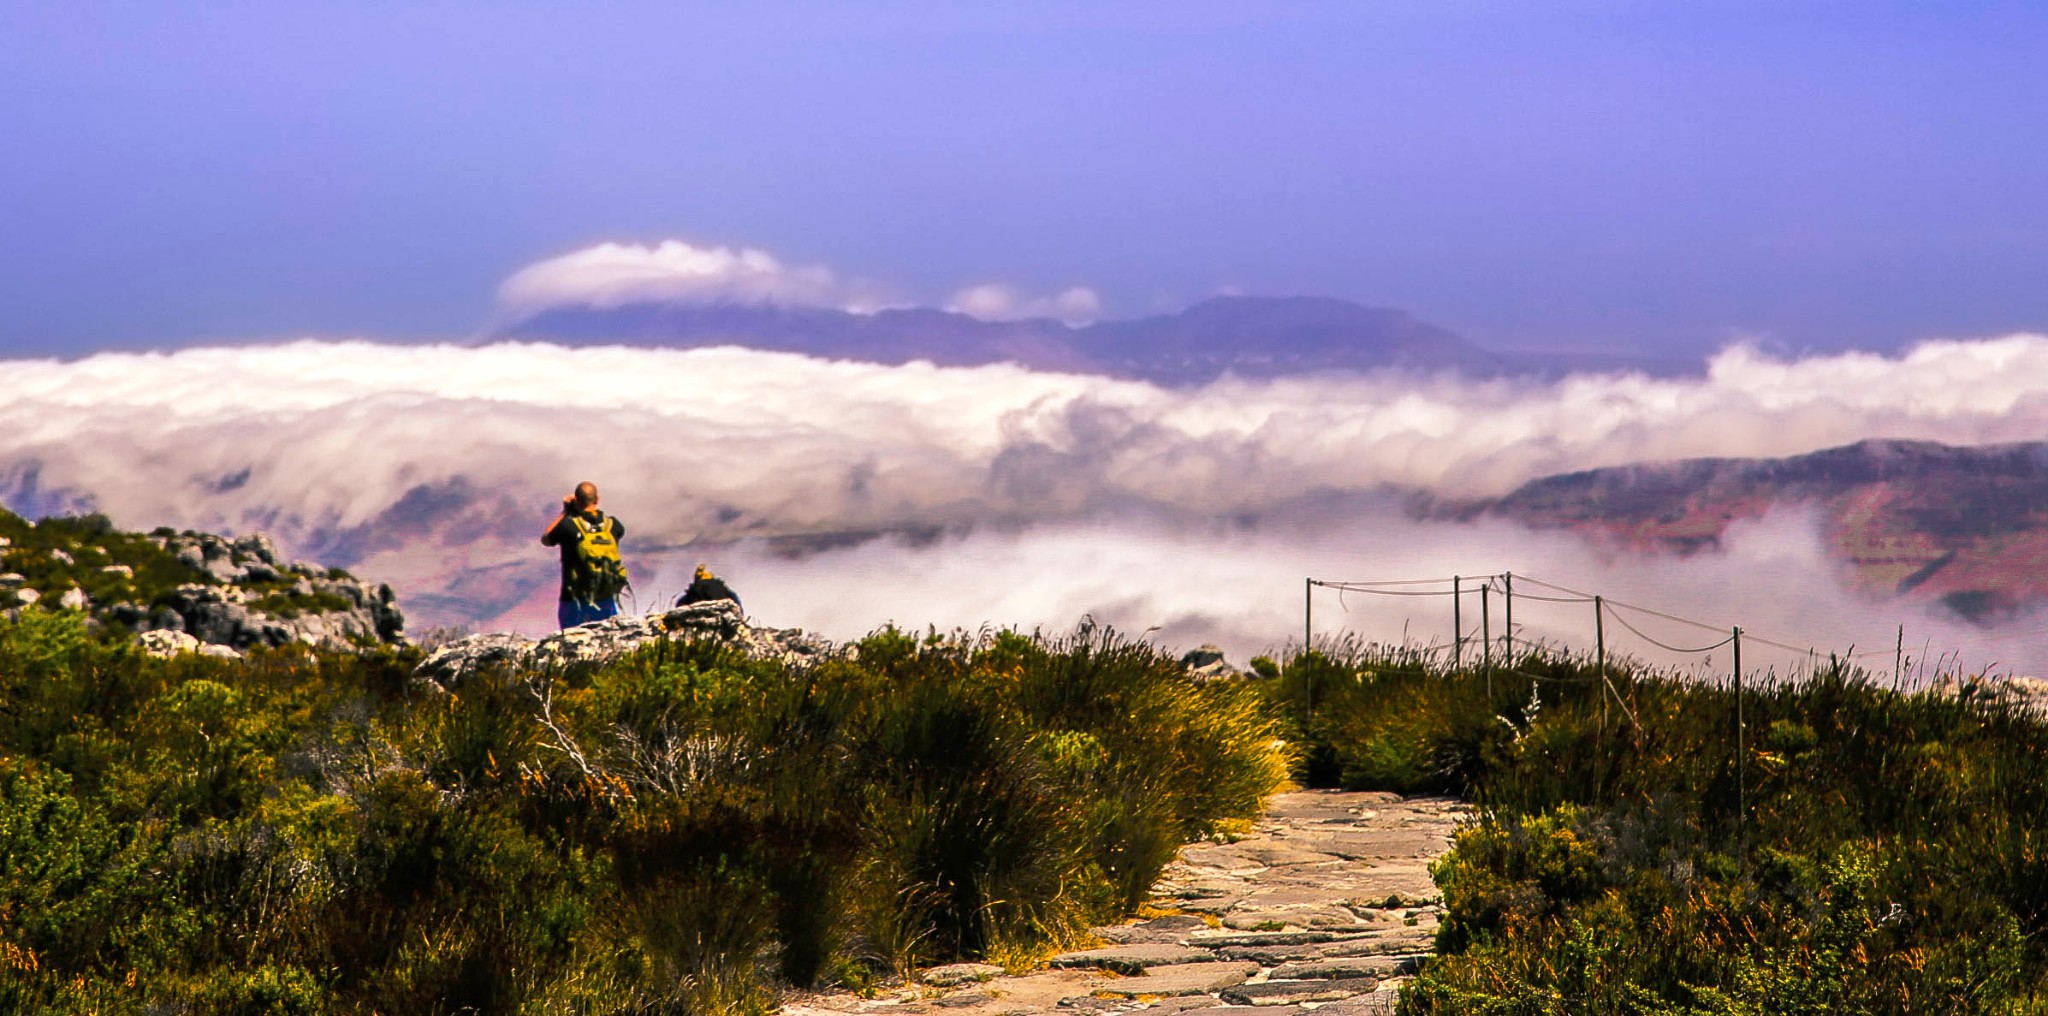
[198,644,243,660]
[925,963,1005,987]
[1218,978,1377,1006]
[15,588,40,606]
[935,992,995,1008]
[137,630,202,658]
[1056,998,1122,1011]
[58,587,88,610]
[101,564,134,578]
[0,573,24,588]
[50,548,73,565]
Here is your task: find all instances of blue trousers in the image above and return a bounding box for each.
[558,599,620,629]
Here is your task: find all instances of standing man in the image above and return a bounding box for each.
[541,481,629,629]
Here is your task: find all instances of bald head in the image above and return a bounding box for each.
[573,481,600,509]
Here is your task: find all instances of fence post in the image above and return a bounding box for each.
[1503,571,1514,663]
[1734,625,1745,866]
[1303,578,1313,660]
[1302,579,1315,720]
[1452,575,1462,670]
[1482,583,1493,697]
[1594,595,1607,732]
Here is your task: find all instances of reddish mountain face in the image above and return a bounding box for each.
[1441,439,2048,622]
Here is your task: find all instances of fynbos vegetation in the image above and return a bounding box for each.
[1264,645,2048,1014]
[0,607,1288,1014]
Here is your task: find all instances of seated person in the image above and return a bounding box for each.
[677,563,741,610]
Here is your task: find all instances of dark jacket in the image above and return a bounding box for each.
[677,575,741,610]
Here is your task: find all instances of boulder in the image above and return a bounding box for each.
[1181,644,1243,681]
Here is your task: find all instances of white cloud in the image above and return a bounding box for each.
[946,283,1102,324]
[9,334,2048,672]
[496,240,882,315]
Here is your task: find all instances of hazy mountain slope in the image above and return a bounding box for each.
[1443,438,2048,621]
[504,295,1506,383]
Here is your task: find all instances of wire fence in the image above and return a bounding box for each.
[1302,571,2018,694]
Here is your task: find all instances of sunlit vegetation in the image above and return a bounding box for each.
[1264,644,2048,1014]
[0,608,1289,1014]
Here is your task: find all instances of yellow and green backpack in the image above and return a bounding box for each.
[566,512,630,606]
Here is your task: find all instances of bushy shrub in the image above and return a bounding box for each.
[0,610,1289,1013]
[1263,647,2048,1013]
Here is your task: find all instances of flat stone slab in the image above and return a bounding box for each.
[1269,955,1424,980]
[1185,930,1357,948]
[926,963,1007,987]
[1050,944,1216,973]
[1091,915,1210,945]
[1088,962,1259,997]
[1218,978,1379,1006]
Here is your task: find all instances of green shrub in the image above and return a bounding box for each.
[0,611,1288,1013]
[1263,646,2048,1013]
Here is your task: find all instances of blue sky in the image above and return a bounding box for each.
[4,1,2045,357]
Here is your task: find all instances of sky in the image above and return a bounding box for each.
[5,1,2047,359]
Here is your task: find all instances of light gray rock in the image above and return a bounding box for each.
[1050,944,1216,973]
[137,629,202,657]
[58,587,88,610]
[1088,962,1258,998]
[415,600,836,689]
[1268,956,1422,980]
[925,963,1005,987]
[0,573,24,588]
[49,548,73,566]
[14,588,39,606]
[1090,914,1211,945]
[198,643,243,660]
[101,564,133,578]
[1218,978,1378,1006]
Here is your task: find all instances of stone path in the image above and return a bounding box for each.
[785,790,1468,1016]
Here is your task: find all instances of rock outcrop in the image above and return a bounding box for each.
[127,532,405,650]
[415,600,835,689]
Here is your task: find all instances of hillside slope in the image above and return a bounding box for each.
[1440,438,2048,621]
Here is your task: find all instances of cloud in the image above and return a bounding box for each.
[9,334,2048,672]
[496,240,883,315]
[946,283,1103,324]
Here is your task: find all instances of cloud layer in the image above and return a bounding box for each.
[499,238,1106,323]
[8,333,2048,672]
[497,240,879,314]
[946,283,1102,324]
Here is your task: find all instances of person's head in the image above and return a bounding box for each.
[573,481,600,510]
[694,564,715,581]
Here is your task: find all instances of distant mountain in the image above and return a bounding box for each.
[1438,438,2048,622]
[503,295,1510,384]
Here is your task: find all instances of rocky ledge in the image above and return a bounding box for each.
[414,599,835,690]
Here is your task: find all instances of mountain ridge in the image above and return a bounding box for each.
[502,294,1690,383]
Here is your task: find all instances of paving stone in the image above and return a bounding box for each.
[1316,933,1437,959]
[1219,978,1379,1006]
[1089,962,1260,998]
[1051,944,1217,973]
[1269,955,1424,980]
[1305,988,1401,1015]
[927,963,1007,986]
[1188,930,1360,948]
